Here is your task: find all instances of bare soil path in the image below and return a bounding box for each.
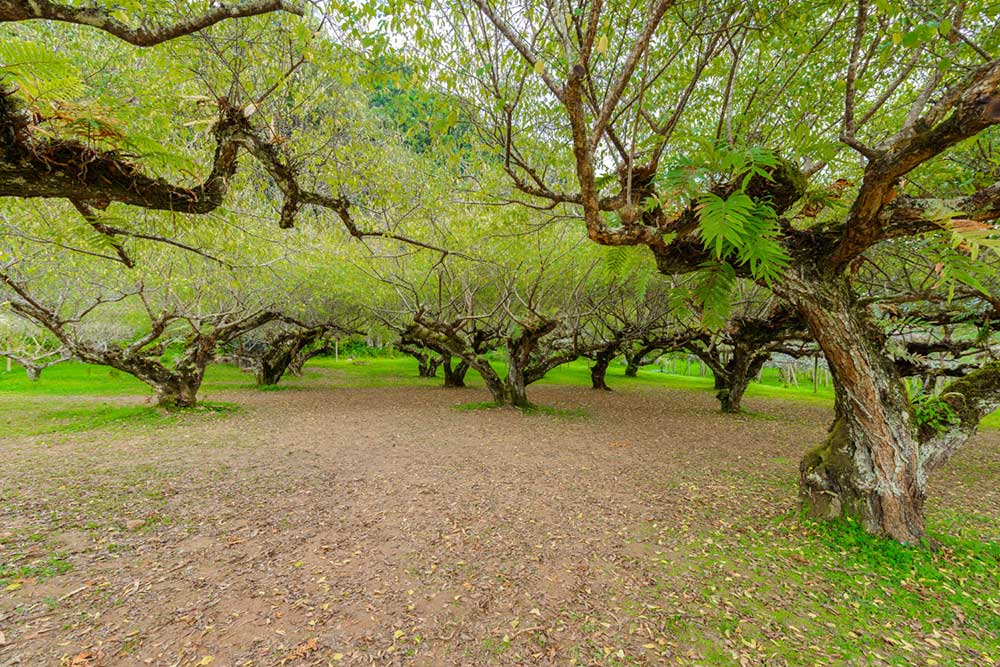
[1,380,997,666]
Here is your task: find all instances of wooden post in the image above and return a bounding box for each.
[335,339,339,361]
[813,356,819,393]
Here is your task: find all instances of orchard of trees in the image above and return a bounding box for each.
[1,0,999,549]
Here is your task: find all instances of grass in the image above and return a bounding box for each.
[1,553,73,589]
[626,511,1000,665]
[454,399,588,418]
[0,395,239,437]
[4,354,995,438]
[3,355,998,439]
[313,354,837,403]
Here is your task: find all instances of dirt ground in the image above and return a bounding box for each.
[1,380,998,666]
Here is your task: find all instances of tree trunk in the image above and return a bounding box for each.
[479,368,508,405]
[153,376,200,408]
[24,364,41,381]
[410,349,440,377]
[624,352,642,377]
[502,359,532,408]
[416,355,432,377]
[783,273,925,543]
[442,356,468,388]
[256,360,287,386]
[590,351,612,390]
[716,349,768,414]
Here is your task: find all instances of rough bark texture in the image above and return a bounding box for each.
[716,352,768,413]
[624,344,659,377]
[781,272,925,543]
[399,339,442,378]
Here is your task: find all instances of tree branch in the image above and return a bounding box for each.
[0,0,304,46]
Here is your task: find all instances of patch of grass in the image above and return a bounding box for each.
[633,511,1000,665]
[521,403,588,418]
[256,383,299,392]
[454,400,587,419]
[0,398,239,437]
[0,361,253,397]
[1,553,72,588]
[979,410,1000,430]
[453,400,505,412]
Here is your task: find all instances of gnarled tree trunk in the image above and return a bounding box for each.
[590,349,613,390]
[255,346,298,386]
[717,350,768,413]
[442,355,469,388]
[623,347,652,377]
[783,272,925,543]
[152,375,202,408]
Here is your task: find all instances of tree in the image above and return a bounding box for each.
[0,2,448,260]
[401,0,1000,541]
[397,334,445,377]
[371,217,613,407]
[683,283,807,413]
[1,263,283,406]
[0,318,69,380]
[0,1,302,46]
[236,322,343,386]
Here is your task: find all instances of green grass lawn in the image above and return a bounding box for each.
[309,354,837,403]
[3,354,998,435]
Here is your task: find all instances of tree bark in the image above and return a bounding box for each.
[590,350,613,390]
[782,272,926,543]
[442,355,469,388]
[716,349,768,414]
[256,358,290,386]
[501,361,532,408]
[624,351,642,377]
[24,363,41,381]
[152,376,201,408]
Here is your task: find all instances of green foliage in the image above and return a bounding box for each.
[696,193,789,283]
[367,57,470,155]
[910,390,959,434]
[0,37,83,103]
[692,261,736,329]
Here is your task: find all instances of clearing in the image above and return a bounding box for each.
[1,360,998,666]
